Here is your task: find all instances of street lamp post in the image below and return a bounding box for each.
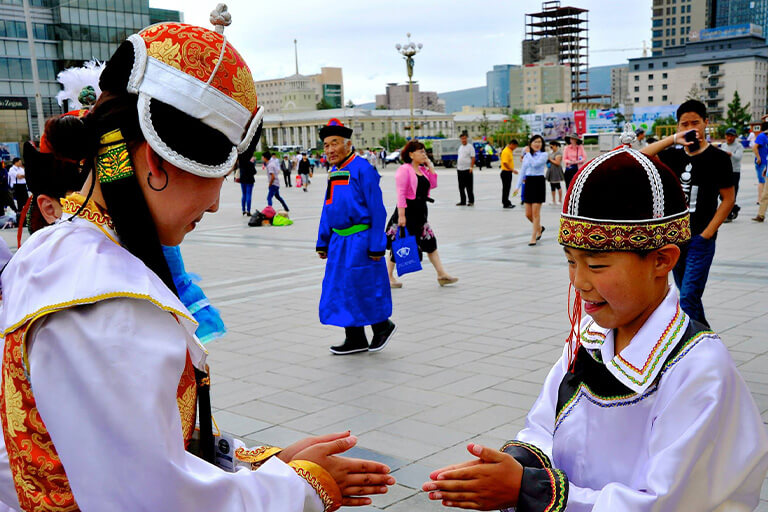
[396,33,422,140]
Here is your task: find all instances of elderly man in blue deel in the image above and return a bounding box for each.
[316,118,396,355]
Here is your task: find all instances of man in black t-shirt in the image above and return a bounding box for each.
[643,100,734,327]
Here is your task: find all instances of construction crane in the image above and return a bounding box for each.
[592,41,649,57]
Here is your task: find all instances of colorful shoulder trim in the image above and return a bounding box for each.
[288,460,342,512]
[500,440,552,469]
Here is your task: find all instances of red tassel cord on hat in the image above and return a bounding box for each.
[566,284,582,373]
[16,195,33,249]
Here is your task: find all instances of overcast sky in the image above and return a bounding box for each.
[149,0,652,104]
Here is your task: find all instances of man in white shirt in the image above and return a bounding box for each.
[7,157,27,212]
[456,131,475,206]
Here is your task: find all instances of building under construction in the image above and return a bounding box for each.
[524,1,590,102]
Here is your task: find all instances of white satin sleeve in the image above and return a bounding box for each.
[514,345,568,458]
[565,339,768,512]
[28,298,325,512]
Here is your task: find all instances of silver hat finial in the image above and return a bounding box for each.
[210,4,231,34]
[619,122,637,147]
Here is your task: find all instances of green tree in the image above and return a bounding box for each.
[436,131,446,138]
[346,100,356,108]
[726,90,751,132]
[316,98,334,110]
[610,106,627,132]
[651,115,677,132]
[375,105,388,110]
[379,132,407,151]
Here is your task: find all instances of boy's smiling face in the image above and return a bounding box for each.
[564,246,680,342]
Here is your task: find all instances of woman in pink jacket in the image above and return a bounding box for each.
[386,140,458,288]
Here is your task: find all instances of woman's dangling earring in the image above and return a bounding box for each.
[147,165,169,192]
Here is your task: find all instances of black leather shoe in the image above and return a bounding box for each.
[329,340,369,355]
[503,204,516,209]
[369,320,397,352]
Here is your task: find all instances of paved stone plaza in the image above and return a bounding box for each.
[7,156,768,510]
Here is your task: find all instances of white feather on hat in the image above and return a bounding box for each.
[55,60,105,110]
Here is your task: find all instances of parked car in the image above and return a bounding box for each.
[385,150,401,164]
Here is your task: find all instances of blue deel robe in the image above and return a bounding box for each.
[316,153,392,328]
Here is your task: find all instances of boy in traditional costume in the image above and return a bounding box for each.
[422,129,768,511]
[0,12,394,512]
[316,119,396,355]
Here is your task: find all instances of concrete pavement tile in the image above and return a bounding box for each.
[228,399,306,423]
[438,374,508,396]
[343,445,411,472]
[410,398,489,426]
[391,463,435,490]
[447,404,529,433]
[212,410,271,438]
[357,430,443,462]
[378,490,434,511]
[322,380,397,403]
[281,404,370,432]
[249,425,313,447]
[322,411,404,435]
[367,483,419,509]
[383,418,473,446]
[259,390,333,413]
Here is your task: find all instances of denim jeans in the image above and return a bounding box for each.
[267,185,289,211]
[240,182,253,213]
[673,234,716,327]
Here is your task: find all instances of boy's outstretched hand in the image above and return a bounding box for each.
[422,443,523,510]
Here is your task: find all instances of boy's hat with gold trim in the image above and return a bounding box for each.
[124,10,262,178]
[558,125,690,252]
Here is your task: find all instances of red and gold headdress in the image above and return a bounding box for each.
[124,12,262,177]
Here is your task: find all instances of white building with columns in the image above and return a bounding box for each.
[262,108,456,150]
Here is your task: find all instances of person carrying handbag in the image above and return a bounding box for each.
[385,140,458,288]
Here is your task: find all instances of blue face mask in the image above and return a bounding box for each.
[162,245,226,344]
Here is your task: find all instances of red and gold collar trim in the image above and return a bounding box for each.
[60,193,115,231]
[558,213,690,252]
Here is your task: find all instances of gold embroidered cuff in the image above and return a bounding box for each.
[288,460,342,512]
[234,446,283,470]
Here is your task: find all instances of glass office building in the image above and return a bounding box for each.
[713,0,768,39]
[0,0,181,146]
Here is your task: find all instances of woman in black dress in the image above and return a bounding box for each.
[386,140,458,288]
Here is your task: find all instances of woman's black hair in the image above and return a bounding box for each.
[527,134,545,153]
[43,39,234,293]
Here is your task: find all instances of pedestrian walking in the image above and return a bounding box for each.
[7,157,27,212]
[517,135,548,246]
[238,152,256,216]
[316,118,396,355]
[500,139,518,209]
[423,140,768,512]
[563,133,586,189]
[643,99,734,327]
[280,154,292,187]
[753,121,768,206]
[0,161,17,215]
[385,140,457,289]
[546,140,565,205]
[263,151,289,211]
[298,152,311,192]
[456,131,475,206]
[720,127,742,222]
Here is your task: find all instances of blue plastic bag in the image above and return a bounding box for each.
[392,227,422,276]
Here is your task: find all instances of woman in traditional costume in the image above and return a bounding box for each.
[0,14,393,512]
